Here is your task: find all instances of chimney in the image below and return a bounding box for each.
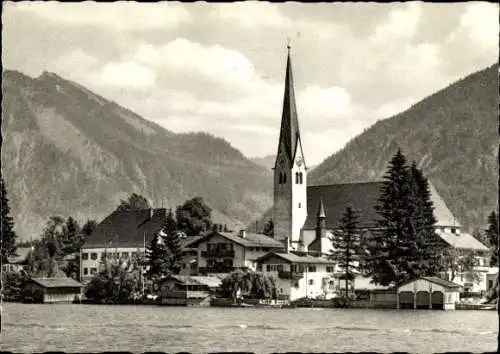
[239,230,247,238]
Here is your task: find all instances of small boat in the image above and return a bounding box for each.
[478,304,496,310]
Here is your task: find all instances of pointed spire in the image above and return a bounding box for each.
[277,44,301,163]
[317,199,326,219]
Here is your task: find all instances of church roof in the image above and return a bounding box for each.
[303,181,460,230]
[275,49,302,165]
[83,208,166,248]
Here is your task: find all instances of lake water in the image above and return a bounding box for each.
[1,303,497,353]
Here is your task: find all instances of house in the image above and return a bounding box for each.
[2,247,32,273]
[187,230,285,274]
[178,236,203,276]
[160,274,223,306]
[396,277,462,310]
[26,277,83,303]
[269,46,490,291]
[256,251,336,301]
[81,208,166,281]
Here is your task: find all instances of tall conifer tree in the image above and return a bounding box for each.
[486,211,499,266]
[1,177,17,263]
[329,207,362,297]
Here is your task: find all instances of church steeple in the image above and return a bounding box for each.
[276,45,302,166]
[273,45,308,250]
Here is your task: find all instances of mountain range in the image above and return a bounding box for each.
[2,63,498,239]
[1,70,272,239]
[309,64,498,231]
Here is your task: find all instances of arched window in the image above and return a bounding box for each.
[295,172,299,184]
[279,172,283,184]
[283,173,287,184]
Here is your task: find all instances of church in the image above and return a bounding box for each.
[270,47,490,292]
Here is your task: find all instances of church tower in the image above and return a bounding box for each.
[273,45,307,250]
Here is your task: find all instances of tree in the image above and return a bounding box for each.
[263,219,274,238]
[441,248,480,284]
[81,219,98,239]
[161,209,183,275]
[116,193,151,212]
[368,149,414,286]
[175,197,213,236]
[84,262,142,303]
[486,211,499,266]
[28,216,67,277]
[1,177,17,263]
[146,209,183,282]
[367,150,446,286]
[59,216,82,255]
[407,162,446,277]
[329,207,362,297]
[220,270,277,303]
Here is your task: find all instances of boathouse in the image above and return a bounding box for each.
[160,275,223,306]
[397,277,461,310]
[27,277,83,303]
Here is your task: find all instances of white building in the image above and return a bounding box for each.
[80,208,166,281]
[187,230,285,274]
[256,251,336,301]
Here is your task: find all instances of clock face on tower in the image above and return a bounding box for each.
[279,157,286,168]
[296,156,303,167]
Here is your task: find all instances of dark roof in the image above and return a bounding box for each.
[31,277,83,288]
[256,252,335,265]
[275,50,303,166]
[304,181,459,230]
[188,231,285,249]
[7,247,32,264]
[83,208,166,248]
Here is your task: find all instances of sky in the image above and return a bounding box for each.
[3,1,499,166]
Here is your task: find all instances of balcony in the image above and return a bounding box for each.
[201,249,235,258]
[278,270,304,280]
[199,266,235,274]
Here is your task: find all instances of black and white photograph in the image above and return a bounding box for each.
[0,1,498,353]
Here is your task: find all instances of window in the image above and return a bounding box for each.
[308,279,314,285]
[83,268,89,275]
[298,202,301,208]
[283,173,287,184]
[295,172,300,184]
[451,228,456,234]
[299,172,303,184]
[488,280,494,290]
[257,264,262,272]
[90,268,97,275]
[82,253,89,260]
[121,252,129,259]
[132,252,138,258]
[326,266,334,272]
[101,253,107,260]
[266,264,279,272]
[308,266,317,272]
[90,253,98,260]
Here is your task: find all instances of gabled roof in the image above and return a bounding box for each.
[31,277,83,288]
[256,251,335,265]
[303,181,460,230]
[83,208,166,248]
[438,231,489,251]
[7,247,32,264]
[188,231,285,249]
[275,49,302,166]
[399,276,462,289]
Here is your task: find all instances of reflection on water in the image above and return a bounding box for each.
[1,303,497,353]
